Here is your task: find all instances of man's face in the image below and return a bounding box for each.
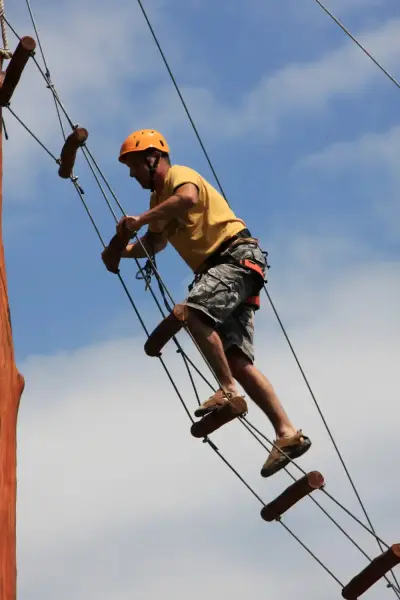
[123,152,151,189]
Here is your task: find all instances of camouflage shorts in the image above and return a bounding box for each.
[185,241,267,363]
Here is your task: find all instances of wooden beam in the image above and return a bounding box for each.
[144,303,188,356]
[190,396,248,438]
[58,127,88,179]
[0,37,36,106]
[260,471,324,522]
[0,48,26,600]
[342,544,400,599]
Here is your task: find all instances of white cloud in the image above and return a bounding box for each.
[15,233,400,600]
[235,17,400,136]
[293,124,400,238]
[296,124,400,173]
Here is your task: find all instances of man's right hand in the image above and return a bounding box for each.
[101,244,122,273]
[102,226,134,273]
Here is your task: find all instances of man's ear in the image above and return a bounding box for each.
[146,150,162,166]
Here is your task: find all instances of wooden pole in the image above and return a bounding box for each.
[0,46,28,600]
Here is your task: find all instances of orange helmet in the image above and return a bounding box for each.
[118,129,170,163]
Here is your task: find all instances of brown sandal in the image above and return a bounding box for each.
[191,394,248,438]
[194,389,232,417]
[261,430,312,478]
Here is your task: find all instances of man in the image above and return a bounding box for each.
[102,129,311,477]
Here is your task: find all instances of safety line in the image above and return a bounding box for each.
[6,106,58,161]
[135,0,228,201]
[280,520,344,587]
[263,282,400,592]
[24,0,68,138]
[180,349,202,406]
[309,5,400,588]
[313,0,400,91]
[133,3,400,593]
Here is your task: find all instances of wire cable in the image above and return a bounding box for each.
[313,0,400,91]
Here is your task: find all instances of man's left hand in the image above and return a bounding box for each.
[116,215,143,237]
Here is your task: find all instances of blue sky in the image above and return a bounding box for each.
[3,1,400,599]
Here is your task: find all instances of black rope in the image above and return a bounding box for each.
[134,0,228,202]
[308,6,400,590]
[313,0,400,91]
[279,520,344,587]
[262,284,399,591]
[6,106,58,162]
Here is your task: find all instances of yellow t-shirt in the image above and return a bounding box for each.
[148,165,246,271]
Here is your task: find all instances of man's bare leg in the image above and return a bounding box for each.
[228,349,296,438]
[185,307,239,396]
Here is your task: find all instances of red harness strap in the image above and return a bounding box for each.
[246,295,261,309]
[239,259,265,311]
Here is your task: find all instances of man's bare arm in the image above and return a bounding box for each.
[135,183,199,228]
[121,230,168,259]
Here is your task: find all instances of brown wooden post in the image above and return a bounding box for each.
[0,36,34,600]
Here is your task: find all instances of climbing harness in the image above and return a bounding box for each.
[189,227,268,311]
[3,1,400,598]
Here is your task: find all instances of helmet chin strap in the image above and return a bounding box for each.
[145,152,161,192]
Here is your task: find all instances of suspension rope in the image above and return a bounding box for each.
[133,2,400,593]
[0,0,12,59]
[135,0,228,200]
[280,520,345,587]
[313,0,400,92]
[263,283,395,559]
[5,6,400,593]
[6,106,59,162]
